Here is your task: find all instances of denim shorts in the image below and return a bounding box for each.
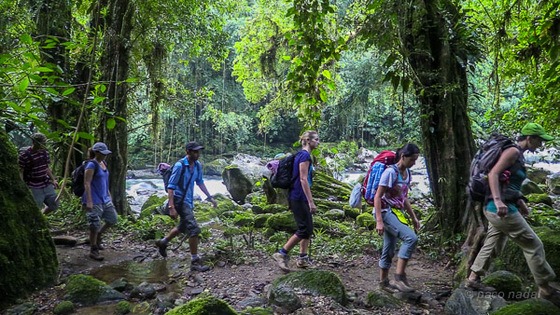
[30,184,58,211]
[85,201,118,230]
[175,201,201,237]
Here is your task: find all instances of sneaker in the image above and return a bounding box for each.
[155,239,167,258]
[379,279,399,293]
[392,276,414,292]
[296,256,310,268]
[89,246,104,261]
[272,252,290,272]
[464,278,495,292]
[190,258,210,272]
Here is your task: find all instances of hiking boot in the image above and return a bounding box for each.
[89,246,104,261]
[190,258,210,272]
[393,274,414,292]
[272,252,290,272]
[155,239,168,258]
[296,256,310,268]
[464,278,495,292]
[379,279,399,293]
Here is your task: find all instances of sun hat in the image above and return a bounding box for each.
[92,142,112,155]
[521,123,554,141]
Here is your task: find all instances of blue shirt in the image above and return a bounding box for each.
[289,150,313,201]
[82,160,111,205]
[167,157,203,208]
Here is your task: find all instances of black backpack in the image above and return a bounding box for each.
[270,153,297,189]
[71,160,100,197]
[467,134,517,202]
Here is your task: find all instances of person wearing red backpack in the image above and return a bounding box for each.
[18,133,59,215]
[374,143,421,293]
[465,123,560,306]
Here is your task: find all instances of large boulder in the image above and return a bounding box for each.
[521,179,545,195]
[445,288,506,315]
[222,165,254,204]
[482,270,523,300]
[526,167,551,186]
[491,298,560,315]
[165,295,238,315]
[268,270,348,311]
[204,158,229,176]
[64,274,125,306]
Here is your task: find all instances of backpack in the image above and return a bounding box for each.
[270,153,297,189]
[360,150,397,206]
[71,160,100,197]
[467,134,517,203]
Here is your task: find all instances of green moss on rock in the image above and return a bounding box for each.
[343,206,361,219]
[260,204,288,214]
[526,193,553,206]
[482,270,523,300]
[165,295,238,315]
[233,213,255,227]
[266,212,297,232]
[366,291,401,308]
[53,301,75,315]
[115,300,131,314]
[491,298,560,315]
[254,214,273,228]
[356,213,375,229]
[271,270,348,305]
[239,306,274,315]
[64,274,124,305]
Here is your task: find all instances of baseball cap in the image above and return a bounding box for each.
[521,123,554,141]
[92,142,112,155]
[186,141,204,151]
[31,133,47,145]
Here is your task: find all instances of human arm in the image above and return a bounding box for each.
[488,147,519,217]
[517,198,530,218]
[373,185,387,235]
[167,188,177,219]
[299,160,316,214]
[404,199,420,231]
[84,168,94,210]
[198,182,217,208]
[46,167,58,188]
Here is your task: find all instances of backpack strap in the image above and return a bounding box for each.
[178,159,199,205]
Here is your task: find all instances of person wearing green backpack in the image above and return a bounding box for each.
[374,143,421,293]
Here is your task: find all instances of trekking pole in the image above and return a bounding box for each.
[171,233,190,252]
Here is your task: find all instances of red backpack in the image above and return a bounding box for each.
[361,150,397,205]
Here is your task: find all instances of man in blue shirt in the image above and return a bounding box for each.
[155,141,217,272]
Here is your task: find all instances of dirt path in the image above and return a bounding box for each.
[23,230,456,314]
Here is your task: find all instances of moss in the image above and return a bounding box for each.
[53,301,75,315]
[525,193,553,206]
[233,213,255,227]
[482,270,523,300]
[64,274,108,305]
[254,214,272,228]
[0,131,58,307]
[239,307,274,314]
[356,213,375,229]
[271,270,348,305]
[261,204,288,214]
[265,212,297,232]
[365,291,401,308]
[491,298,560,315]
[115,300,131,314]
[165,295,238,315]
[343,206,361,219]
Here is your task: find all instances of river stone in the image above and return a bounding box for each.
[222,165,253,204]
[268,270,348,305]
[546,172,560,195]
[324,209,346,221]
[205,158,229,176]
[64,274,125,305]
[445,287,506,315]
[130,282,157,300]
[165,295,237,315]
[526,167,551,185]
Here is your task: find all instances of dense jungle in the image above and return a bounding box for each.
[2,0,560,314]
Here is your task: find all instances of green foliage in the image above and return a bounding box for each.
[53,301,75,315]
[165,295,238,315]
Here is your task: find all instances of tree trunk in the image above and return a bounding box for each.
[0,130,58,306]
[401,0,476,236]
[98,0,134,215]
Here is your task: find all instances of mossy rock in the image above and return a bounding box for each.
[53,301,74,315]
[343,206,361,219]
[526,193,553,206]
[233,213,255,227]
[141,195,167,212]
[165,295,238,315]
[254,214,273,228]
[528,204,560,229]
[265,212,297,233]
[323,209,346,221]
[356,213,375,230]
[314,199,347,214]
[64,274,125,305]
[239,306,274,315]
[115,301,131,314]
[260,204,288,214]
[365,291,401,308]
[269,270,348,305]
[311,172,352,201]
[521,180,545,195]
[482,270,523,300]
[491,298,560,315]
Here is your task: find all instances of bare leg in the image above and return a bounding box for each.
[380,268,390,282]
[189,236,199,255]
[396,258,408,275]
[299,238,310,255]
[283,234,302,252]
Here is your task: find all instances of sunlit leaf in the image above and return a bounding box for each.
[19,78,29,92]
[76,132,94,140]
[106,118,116,130]
[62,88,76,96]
[20,34,32,45]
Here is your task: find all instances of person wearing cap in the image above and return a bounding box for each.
[155,141,218,272]
[83,142,118,261]
[18,132,59,215]
[465,123,560,304]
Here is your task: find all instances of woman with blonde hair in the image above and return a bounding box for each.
[272,130,320,272]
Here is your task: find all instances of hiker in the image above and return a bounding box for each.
[155,141,218,272]
[83,142,118,261]
[465,123,560,304]
[18,132,59,215]
[374,143,421,293]
[272,130,320,271]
